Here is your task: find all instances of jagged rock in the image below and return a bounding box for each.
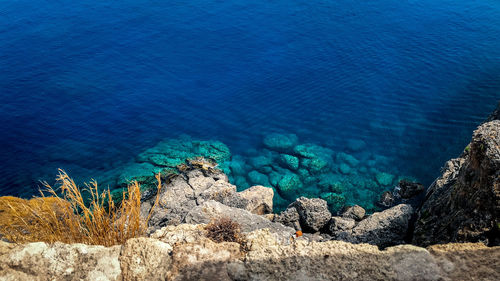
[143,164,273,231]
[377,190,395,208]
[197,180,237,205]
[341,205,366,221]
[0,241,121,281]
[184,200,294,235]
[272,206,301,231]
[231,185,274,215]
[326,216,356,240]
[289,197,332,232]
[413,120,500,246]
[397,180,425,199]
[351,204,414,248]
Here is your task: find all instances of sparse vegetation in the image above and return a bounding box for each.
[0,169,161,246]
[204,217,247,250]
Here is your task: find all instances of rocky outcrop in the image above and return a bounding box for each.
[376,179,426,209]
[413,120,500,246]
[184,200,294,235]
[142,162,275,232]
[1,226,499,281]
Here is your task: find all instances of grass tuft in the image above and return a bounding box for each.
[0,169,161,246]
[204,217,247,251]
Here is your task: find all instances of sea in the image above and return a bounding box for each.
[0,0,499,210]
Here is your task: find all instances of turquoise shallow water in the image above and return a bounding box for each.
[0,0,499,211]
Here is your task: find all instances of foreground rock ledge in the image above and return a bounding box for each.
[1,224,499,281]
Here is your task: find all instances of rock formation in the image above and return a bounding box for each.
[1,226,499,281]
[413,120,500,246]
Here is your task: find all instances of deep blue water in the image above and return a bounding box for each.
[0,0,499,202]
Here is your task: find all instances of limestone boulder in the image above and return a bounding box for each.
[0,241,121,281]
[289,197,332,232]
[351,204,414,248]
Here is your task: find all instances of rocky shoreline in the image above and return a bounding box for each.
[0,104,499,280]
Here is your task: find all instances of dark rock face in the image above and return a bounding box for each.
[413,120,500,246]
[377,191,394,208]
[398,180,425,199]
[289,197,332,232]
[272,206,301,231]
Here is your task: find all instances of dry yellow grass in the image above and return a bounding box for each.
[0,169,161,246]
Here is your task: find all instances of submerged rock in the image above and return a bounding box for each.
[346,139,367,152]
[301,157,329,174]
[276,173,303,200]
[320,192,346,213]
[338,163,352,175]
[336,152,360,167]
[247,170,270,186]
[375,172,395,186]
[262,133,298,152]
[278,154,299,170]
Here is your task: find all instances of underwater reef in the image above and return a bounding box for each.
[116,133,412,214]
